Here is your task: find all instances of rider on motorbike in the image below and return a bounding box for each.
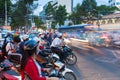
[20,40,59,80]
[19,34,29,55]
[50,33,65,61]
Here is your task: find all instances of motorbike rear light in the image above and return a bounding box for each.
[39,46,44,50]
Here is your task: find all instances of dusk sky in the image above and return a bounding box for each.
[34,0,108,15]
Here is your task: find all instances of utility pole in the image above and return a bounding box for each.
[5,0,8,26]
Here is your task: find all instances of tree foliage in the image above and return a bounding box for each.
[33,15,43,28]
[11,0,38,29]
[81,0,97,19]
[69,3,83,24]
[45,2,55,19]
[0,0,12,26]
[55,5,68,26]
[69,0,119,24]
[97,5,120,15]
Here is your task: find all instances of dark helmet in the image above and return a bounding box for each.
[5,32,13,38]
[24,40,38,50]
[13,35,21,43]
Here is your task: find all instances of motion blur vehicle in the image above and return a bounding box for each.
[0,33,6,48]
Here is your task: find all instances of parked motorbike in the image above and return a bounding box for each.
[37,49,77,80]
[0,59,20,80]
[48,60,77,80]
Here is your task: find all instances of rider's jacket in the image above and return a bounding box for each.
[51,37,64,47]
[21,57,46,80]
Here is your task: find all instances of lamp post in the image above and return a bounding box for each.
[5,0,7,26]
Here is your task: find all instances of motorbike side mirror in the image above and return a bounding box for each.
[8,53,22,64]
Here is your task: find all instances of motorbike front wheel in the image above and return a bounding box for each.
[65,53,77,65]
[64,72,77,80]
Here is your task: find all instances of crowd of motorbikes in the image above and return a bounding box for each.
[0,37,77,80]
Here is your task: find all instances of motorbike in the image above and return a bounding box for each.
[0,58,20,80]
[38,44,77,65]
[51,45,77,65]
[36,49,77,80]
[62,45,77,65]
[48,60,77,80]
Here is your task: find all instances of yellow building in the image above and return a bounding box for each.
[92,13,120,30]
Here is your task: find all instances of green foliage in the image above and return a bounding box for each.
[0,0,12,25]
[51,21,57,29]
[23,0,35,4]
[81,0,97,19]
[42,26,47,30]
[45,3,67,27]
[55,5,68,26]
[11,0,38,28]
[33,15,43,28]
[69,3,83,24]
[45,2,55,19]
[97,5,120,15]
[69,0,98,24]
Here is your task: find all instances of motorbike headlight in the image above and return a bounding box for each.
[60,65,65,72]
[54,61,65,70]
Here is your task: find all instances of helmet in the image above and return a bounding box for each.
[33,37,39,42]
[38,32,43,36]
[13,35,21,43]
[22,34,29,40]
[24,40,38,50]
[39,32,43,35]
[57,33,62,37]
[13,33,19,38]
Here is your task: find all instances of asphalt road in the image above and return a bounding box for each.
[67,40,120,80]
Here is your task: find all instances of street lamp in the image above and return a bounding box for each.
[5,0,8,26]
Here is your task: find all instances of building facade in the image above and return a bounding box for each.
[87,13,120,30]
[109,0,120,8]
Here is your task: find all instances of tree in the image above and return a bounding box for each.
[45,2,55,20]
[97,5,120,15]
[51,21,57,29]
[81,0,97,20]
[33,15,43,28]
[69,3,83,24]
[0,0,12,26]
[55,5,67,26]
[11,0,38,29]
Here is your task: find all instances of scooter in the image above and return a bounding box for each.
[51,45,77,65]
[48,60,77,80]
[36,49,77,80]
[0,59,21,80]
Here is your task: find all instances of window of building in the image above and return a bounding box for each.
[116,2,120,5]
[113,3,115,5]
[109,0,113,3]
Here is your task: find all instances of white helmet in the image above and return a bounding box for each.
[33,37,40,42]
[38,32,43,36]
[22,34,29,40]
[57,33,62,37]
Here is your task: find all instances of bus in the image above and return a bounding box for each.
[58,24,98,41]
